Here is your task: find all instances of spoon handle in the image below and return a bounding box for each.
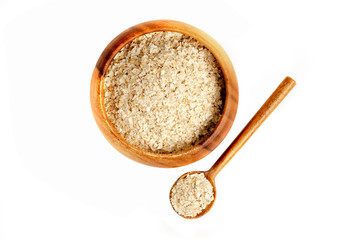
[207,76,296,179]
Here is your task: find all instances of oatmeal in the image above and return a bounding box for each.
[103,31,224,153]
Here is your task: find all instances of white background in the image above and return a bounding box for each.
[1,0,359,239]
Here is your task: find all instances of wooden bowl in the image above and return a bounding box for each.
[90,20,238,168]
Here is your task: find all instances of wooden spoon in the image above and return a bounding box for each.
[170,77,296,219]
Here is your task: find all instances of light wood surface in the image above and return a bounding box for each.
[90,20,239,168]
[170,77,296,218]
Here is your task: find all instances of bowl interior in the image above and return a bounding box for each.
[90,20,238,167]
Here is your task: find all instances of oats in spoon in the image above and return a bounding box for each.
[170,172,214,218]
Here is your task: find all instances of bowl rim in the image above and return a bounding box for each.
[90,19,238,168]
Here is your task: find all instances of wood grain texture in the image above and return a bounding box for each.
[90,20,239,168]
[207,77,296,178]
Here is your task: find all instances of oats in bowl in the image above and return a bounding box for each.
[103,31,225,153]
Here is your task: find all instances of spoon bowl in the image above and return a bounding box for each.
[169,171,217,219]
